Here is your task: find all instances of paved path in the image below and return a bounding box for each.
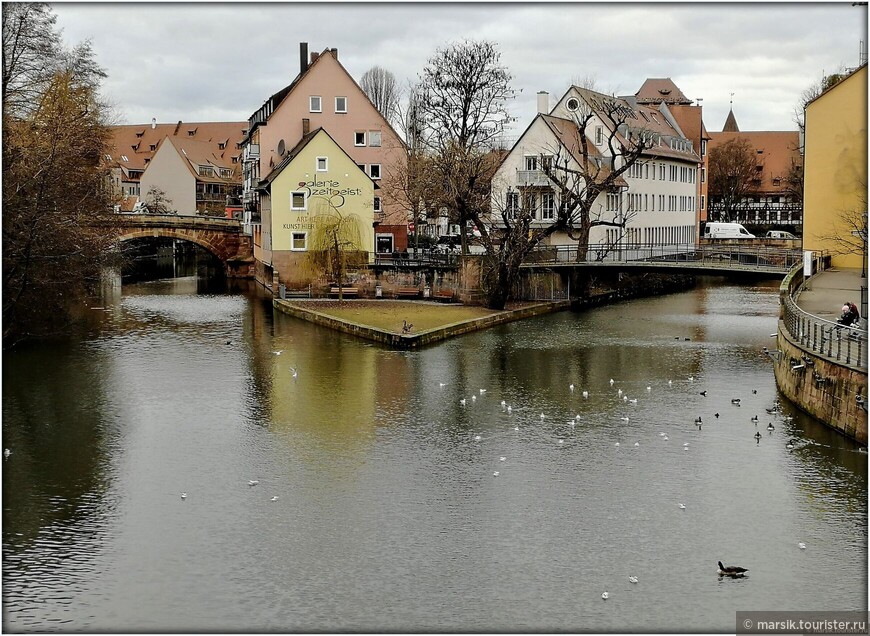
[795,267,866,322]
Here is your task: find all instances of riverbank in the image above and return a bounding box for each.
[273,298,569,348]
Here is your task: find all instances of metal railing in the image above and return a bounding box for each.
[779,260,867,369]
[522,243,803,273]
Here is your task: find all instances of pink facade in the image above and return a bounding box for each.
[249,47,407,227]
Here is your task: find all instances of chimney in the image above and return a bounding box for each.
[310,51,319,64]
[300,42,308,75]
[302,118,310,135]
[537,91,549,114]
[173,120,182,136]
[331,47,338,59]
[151,117,156,129]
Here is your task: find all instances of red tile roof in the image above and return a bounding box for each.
[708,130,801,193]
[106,121,247,178]
[635,78,692,105]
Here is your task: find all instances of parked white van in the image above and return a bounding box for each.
[702,222,755,239]
[765,230,797,239]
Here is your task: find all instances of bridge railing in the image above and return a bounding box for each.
[779,258,867,369]
[524,242,803,271]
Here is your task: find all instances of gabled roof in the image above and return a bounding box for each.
[244,47,406,151]
[160,136,240,184]
[635,78,692,105]
[805,62,868,108]
[708,130,801,193]
[567,86,700,163]
[106,121,247,175]
[257,127,377,190]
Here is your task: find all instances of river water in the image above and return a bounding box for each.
[3,267,867,632]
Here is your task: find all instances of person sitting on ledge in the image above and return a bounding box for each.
[837,302,860,327]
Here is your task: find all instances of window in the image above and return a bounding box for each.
[541,191,555,220]
[309,96,322,112]
[369,131,382,147]
[355,131,366,146]
[701,139,707,156]
[525,156,538,171]
[701,167,706,183]
[566,97,580,111]
[506,192,519,217]
[316,157,328,172]
[595,126,603,145]
[220,168,232,178]
[335,96,347,113]
[291,232,307,251]
[700,195,705,210]
[199,165,214,177]
[523,192,538,219]
[373,196,381,212]
[369,164,381,180]
[291,191,307,210]
[541,155,553,172]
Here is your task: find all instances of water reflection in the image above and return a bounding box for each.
[2,273,866,632]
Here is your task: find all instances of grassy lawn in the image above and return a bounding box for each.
[287,300,505,333]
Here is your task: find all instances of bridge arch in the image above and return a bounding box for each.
[112,214,253,277]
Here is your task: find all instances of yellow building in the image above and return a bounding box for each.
[802,64,867,270]
[257,127,376,286]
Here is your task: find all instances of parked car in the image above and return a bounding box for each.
[702,222,755,239]
[765,230,798,239]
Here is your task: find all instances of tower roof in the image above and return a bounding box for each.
[722,108,740,132]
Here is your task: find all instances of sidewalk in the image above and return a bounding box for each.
[795,267,867,322]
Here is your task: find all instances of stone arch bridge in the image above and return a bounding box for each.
[110,214,253,277]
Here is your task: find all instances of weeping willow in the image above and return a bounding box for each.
[300,198,367,289]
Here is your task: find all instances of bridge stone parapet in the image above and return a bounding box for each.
[109,214,253,278]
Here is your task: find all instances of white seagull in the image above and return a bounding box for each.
[602,592,609,600]
[646,386,652,392]
[3,448,10,459]
[610,379,615,386]
[473,435,481,441]
[180,492,188,499]
[272,350,284,355]
[271,496,279,502]
[493,471,500,477]
[248,480,259,486]
[569,384,575,392]
[289,367,298,379]
[678,503,686,509]
[499,457,506,461]
[460,399,466,406]
[479,388,486,394]
[629,576,638,584]
[582,390,589,399]
[798,542,806,549]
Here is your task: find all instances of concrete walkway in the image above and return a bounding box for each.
[795,267,867,322]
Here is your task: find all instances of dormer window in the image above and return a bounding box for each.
[187,128,197,136]
[309,96,322,113]
[198,165,214,177]
[144,157,151,164]
[149,143,157,151]
[335,96,347,113]
[136,131,144,138]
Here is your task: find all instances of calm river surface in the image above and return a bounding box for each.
[3,272,867,632]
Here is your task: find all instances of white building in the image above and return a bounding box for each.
[491,86,701,253]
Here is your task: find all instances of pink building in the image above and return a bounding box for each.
[241,44,408,285]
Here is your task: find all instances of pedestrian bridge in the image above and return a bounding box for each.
[521,243,803,277]
[109,213,253,277]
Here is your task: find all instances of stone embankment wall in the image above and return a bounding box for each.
[773,325,867,444]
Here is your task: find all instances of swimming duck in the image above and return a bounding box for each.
[755,431,762,442]
[751,415,759,423]
[699,390,707,396]
[717,561,748,576]
[767,423,775,431]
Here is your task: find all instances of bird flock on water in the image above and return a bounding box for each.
[445,370,818,598]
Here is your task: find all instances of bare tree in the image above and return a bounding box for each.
[360,66,399,124]
[480,94,654,309]
[144,186,175,215]
[417,39,515,255]
[707,137,758,222]
[2,3,60,116]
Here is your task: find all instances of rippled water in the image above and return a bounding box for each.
[3,275,866,632]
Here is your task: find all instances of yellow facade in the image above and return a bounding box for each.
[802,65,868,269]
[269,130,375,255]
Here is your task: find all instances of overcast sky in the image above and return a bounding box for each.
[51,2,866,136]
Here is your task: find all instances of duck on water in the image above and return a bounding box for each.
[718,561,748,577]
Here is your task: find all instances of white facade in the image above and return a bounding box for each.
[492,86,700,252]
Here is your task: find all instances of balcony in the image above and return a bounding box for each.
[516,170,551,187]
